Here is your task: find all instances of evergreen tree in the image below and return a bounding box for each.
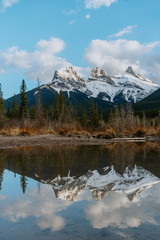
[11,95,19,119]
[89,100,99,128]
[48,99,54,120]
[73,105,78,121]
[6,101,11,119]
[29,106,36,120]
[0,172,3,191]
[142,112,147,127]
[0,159,4,191]
[125,103,134,129]
[59,90,66,111]
[36,77,43,120]
[108,109,114,125]
[20,175,28,194]
[119,105,126,130]
[54,92,60,120]
[113,104,120,130]
[43,105,47,120]
[94,104,99,127]
[81,104,88,128]
[70,104,78,122]
[19,79,28,119]
[59,91,68,123]
[0,84,5,126]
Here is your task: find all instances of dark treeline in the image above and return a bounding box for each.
[1,80,100,129]
[0,80,160,136]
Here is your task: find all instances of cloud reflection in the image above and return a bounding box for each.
[0,185,71,231]
[85,184,160,229]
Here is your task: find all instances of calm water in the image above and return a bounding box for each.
[0,143,160,239]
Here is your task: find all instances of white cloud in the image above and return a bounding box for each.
[85,38,160,81]
[85,0,117,9]
[2,0,19,11]
[0,185,71,231]
[63,8,81,16]
[109,25,137,38]
[0,69,6,73]
[0,37,72,83]
[85,187,160,229]
[85,14,91,19]
[36,38,65,54]
[1,36,160,84]
[69,20,76,24]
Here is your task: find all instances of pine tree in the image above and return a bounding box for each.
[48,99,54,120]
[19,79,28,119]
[89,100,99,128]
[11,95,19,119]
[113,104,120,130]
[125,103,134,129]
[119,105,125,130]
[0,84,5,126]
[70,104,78,121]
[29,106,36,120]
[81,104,88,128]
[59,91,68,123]
[36,77,43,120]
[20,175,28,194]
[73,105,78,121]
[94,104,99,127]
[6,101,11,119]
[43,105,47,120]
[108,109,114,125]
[54,92,60,120]
[0,159,4,191]
[142,112,146,127]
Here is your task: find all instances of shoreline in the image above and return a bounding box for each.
[0,134,159,149]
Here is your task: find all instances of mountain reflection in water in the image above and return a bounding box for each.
[0,142,160,240]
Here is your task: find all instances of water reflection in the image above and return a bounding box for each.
[85,189,159,229]
[0,184,70,231]
[48,165,159,201]
[0,143,160,239]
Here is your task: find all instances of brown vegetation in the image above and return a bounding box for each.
[0,119,160,139]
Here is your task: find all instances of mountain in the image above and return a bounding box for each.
[36,165,160,202]
[49,66,159,103]
[134,88,160,116]
[5,66,159,112]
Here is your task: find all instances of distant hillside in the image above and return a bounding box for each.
[4,86,113,115]
[134,88,160,116]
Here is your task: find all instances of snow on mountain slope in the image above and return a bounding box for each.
[45,66,159,103]
[36,166,160,202]
[49,67,86,95]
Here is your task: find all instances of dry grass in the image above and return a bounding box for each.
[0,121,160,138]
[96,128,116,139]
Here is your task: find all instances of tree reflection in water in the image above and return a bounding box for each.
[0,142,160,195]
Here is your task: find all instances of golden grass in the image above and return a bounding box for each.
[0,121,160,138]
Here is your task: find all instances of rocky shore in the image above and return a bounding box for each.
[0,134,157,149]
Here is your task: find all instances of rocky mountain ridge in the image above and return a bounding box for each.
[46,66,159,103]
[4,66,159,114]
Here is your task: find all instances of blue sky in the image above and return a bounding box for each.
[0,0,160,98]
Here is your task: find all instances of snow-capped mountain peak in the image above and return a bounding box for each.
[50,66,86,94]
[47,66,159,103]
[53,66,84,83]
[88,67,115,85]
[89,67,108,79]
[125,66,149,82]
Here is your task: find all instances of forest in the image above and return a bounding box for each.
[0,80,160,138]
